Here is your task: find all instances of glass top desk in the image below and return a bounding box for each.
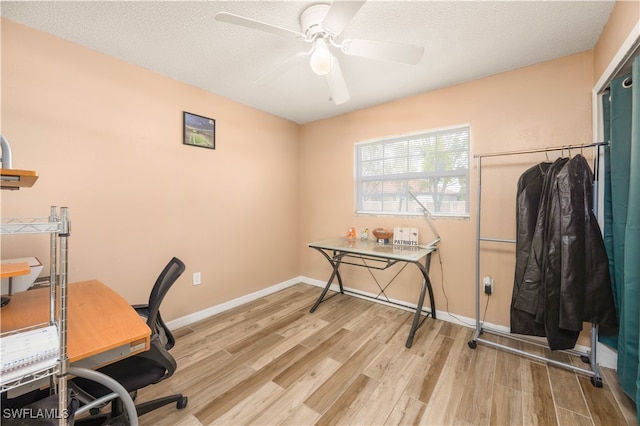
[308,237,437,348]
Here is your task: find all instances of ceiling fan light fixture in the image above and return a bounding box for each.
[309,38,333,76]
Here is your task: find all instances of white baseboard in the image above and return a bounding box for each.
[165,276,302,331]
[165,275,617,369]
[594,342,617,370]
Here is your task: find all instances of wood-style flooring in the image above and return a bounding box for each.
[135,283,637,425]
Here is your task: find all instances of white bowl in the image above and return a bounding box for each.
[1,257,43,294]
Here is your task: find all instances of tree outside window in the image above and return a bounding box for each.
[356,126,469,217]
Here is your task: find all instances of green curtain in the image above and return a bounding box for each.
[603,55,640,422]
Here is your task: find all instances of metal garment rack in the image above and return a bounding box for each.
[467,141,609,387]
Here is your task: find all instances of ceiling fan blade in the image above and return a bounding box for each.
[254,52,309,85]
[341,38,424,65]
[322,0,366,36]
[215,12,304,39]
[326,60,350,105]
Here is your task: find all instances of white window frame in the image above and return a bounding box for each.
[354,124,470,218]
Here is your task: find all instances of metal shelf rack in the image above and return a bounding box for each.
[1,206,71,424]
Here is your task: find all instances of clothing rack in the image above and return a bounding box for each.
[468,141,609,387]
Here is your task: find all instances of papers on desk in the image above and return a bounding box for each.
[419,237,440,251]
[0,325,59,386]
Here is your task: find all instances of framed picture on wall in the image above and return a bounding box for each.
[183,111,215,149]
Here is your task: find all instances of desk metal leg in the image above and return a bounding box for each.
[310,250,345,313]
[1,277,13,306]
[424,253,436,320]
[406,253,436,348]
[309,247,437,349]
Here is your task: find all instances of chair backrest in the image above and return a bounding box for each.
[146,257,185,332]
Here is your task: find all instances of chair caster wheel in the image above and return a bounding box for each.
[177,396,188,409]
[468,340,477,349]
[580,355,591,364]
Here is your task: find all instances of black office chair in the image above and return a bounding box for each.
[72,257,188,423]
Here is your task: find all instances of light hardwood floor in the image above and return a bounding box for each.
[135,283,637,425]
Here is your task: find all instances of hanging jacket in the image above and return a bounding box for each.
[556,155,618,331]
[511,155,618,350]
[512,158,568,336]
[540,156,582,349]
[510,161,551,337]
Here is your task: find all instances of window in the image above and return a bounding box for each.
[355,125,470,217]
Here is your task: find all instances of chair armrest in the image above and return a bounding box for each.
[132,304,175,350]
[138,336,178,382]
[155,311,175,350]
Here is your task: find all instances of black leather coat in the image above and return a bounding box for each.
[511,155,618,350]
[511,161,553,338]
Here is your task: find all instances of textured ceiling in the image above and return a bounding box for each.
[1,1,615,124]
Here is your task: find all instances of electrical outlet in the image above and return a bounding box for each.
[192,272,202,286]
[483,276,494,295]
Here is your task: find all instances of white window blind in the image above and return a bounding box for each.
[355,125,470,217]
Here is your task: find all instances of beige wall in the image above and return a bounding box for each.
[593,0,640,83]
[2,0,634,332]
[299,51,595,329]
[0,19,301,321]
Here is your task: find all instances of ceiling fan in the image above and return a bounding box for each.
[215,1,424,105]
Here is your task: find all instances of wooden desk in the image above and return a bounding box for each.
[1,280,150,365]
[0,168,38,189]
[0,262,30,279]
[0,262,30,307]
